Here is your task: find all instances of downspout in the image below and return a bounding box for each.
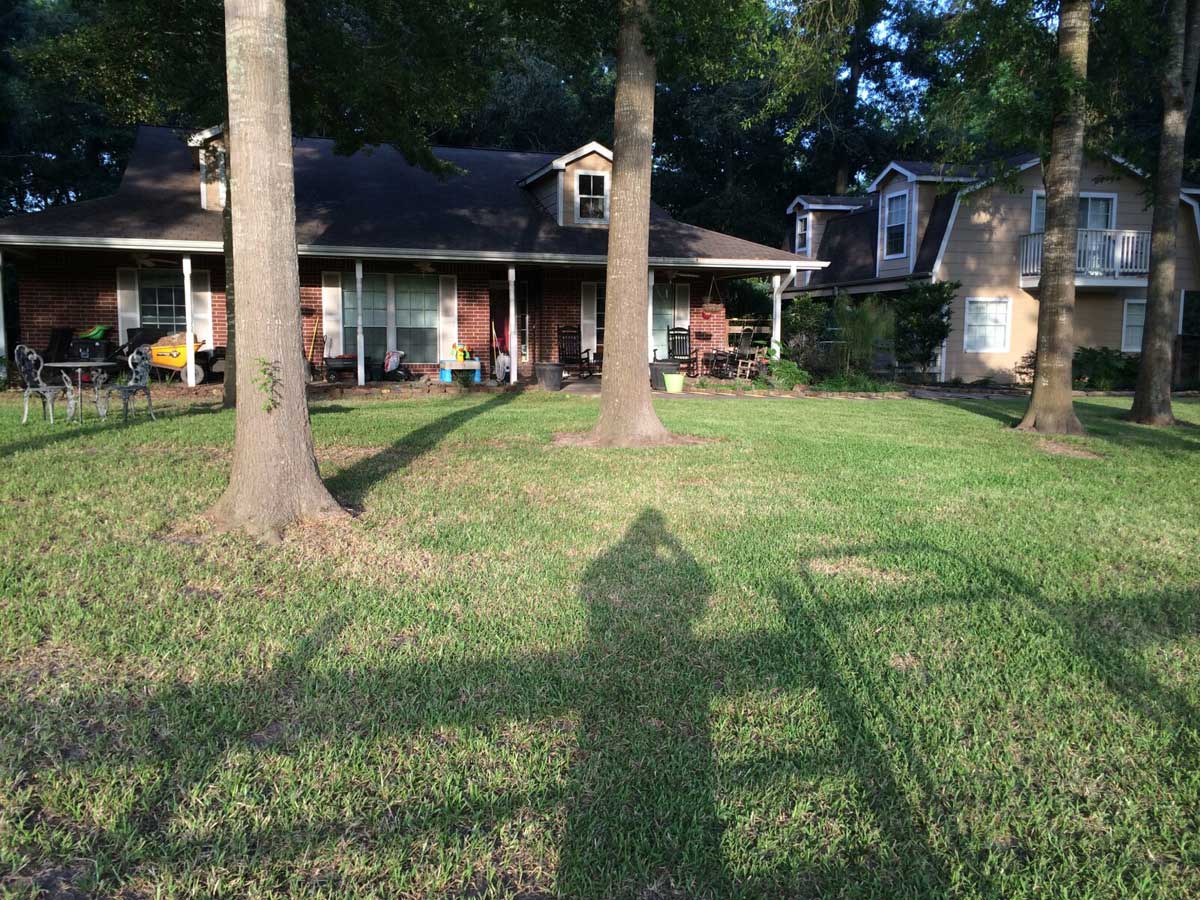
[183,255,195,387]
[355,259,365,386]
[508,265,518,385]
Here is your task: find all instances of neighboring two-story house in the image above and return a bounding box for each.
[0,126,816,385]
[786,155,1200,384]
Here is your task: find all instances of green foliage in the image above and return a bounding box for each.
[893,279,956,373]
[253,357,281,413]
[833,294,894,373]
[766,355,811,390]
[1014,350,1038,385]
[1072,346,1140,391]
[810,372,903,392]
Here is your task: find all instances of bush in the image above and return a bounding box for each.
[893,279,956,374]
[1013,350,1037,385]
[810,373,903,393]
[767,355,811,390]
[833,294,894,373]
[1072,346,1139,390]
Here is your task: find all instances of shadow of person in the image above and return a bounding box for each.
[558,509,722,899]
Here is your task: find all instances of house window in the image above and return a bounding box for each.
[576,171,608,221]
[651,284,688,358]
[393,275,439,364]
[342,273,389,363]
[795,213,810,253]
[1182,290,1200,336]
[138,269,187,330]
[1032,192,1116,232]
[963,297,1011,353]
[595,283,606,349]
[884,191,907,258]
[1123,299,1145,352]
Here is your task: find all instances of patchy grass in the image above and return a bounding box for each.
[1,390,1198,898]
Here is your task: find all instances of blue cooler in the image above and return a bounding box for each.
[439,367,454,383]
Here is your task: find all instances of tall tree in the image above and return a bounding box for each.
[208,0,341,541]
[1129,0,1200,426]
[1016,0,1090,435]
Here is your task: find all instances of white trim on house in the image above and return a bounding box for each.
[1079,191,1119,229]
[1031,190,1044,231]
[556,171,564,227]
[574,169,610,224]
[866,162,917,193]
[517,141,613,186]
[785,197,863,214]
[199,155,208,211]
[1122,297,1146,353]
[0,233,824,271]
[881,188,909,261]
[932,194,961,279]
[186,124,223,147]
[963,296,1012,354]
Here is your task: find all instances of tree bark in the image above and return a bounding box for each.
[208,0,343,542]
[1017,0,1089,435]
[589,0,672,446]
[221,153,237,409]
[1130,0,1200,426]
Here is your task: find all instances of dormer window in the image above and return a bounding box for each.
[576,171,608,222]
[795,213,810,254]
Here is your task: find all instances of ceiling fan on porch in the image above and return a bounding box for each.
[131,252,181,268]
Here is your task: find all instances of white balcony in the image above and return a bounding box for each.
[1018,229,1152,288]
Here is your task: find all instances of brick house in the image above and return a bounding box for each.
[785,155,1200,384]
[0,126,820,384]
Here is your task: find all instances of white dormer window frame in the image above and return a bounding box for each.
[882,188,909,260]
[795,212,811,254]
[575,169,609,224]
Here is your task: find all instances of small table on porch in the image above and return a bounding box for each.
[42,360,120,424]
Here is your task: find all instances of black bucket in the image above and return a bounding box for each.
[649,360,680,391]
[535,362,565,391]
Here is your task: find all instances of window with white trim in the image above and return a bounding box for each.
[884,191,908,258]
[1122,299,1145,352]
[795,213,810,253]
[393,275,439,364]
[1182,290,1199,336]
[595,283,606,350]
[576,172,608,221]
[342,273,439,364]
[963,297,1011,353]
[1032,192,1116,232]
[138,269,187,330]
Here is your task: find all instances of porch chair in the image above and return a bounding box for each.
[655,327,699,377]
[557,326,594,378]
[733,326,755,360]
[14,345,75,425]
[104,345,156,423]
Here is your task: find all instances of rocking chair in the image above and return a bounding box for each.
[557,326,594,378]
[655,327,699,377]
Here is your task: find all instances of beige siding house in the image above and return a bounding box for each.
[787,155,1200,384]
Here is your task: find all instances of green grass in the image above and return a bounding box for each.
[1,390,1198,898]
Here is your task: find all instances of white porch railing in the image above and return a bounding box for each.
[1018,229,1152,279]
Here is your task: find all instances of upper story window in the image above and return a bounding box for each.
[883,191,908,258]
[1032,192,1116,232]
[795,213,810,253]
[576,171,609,222]
[139,269,187,330]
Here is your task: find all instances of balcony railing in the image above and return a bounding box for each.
[1018,229,1152,280]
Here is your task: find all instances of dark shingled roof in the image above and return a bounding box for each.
[807,196,878,286]
[890,153,1040,182]
[791,194,867,209]
[0,126,801,265]
[914,191,958,274]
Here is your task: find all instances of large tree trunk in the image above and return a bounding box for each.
[589,0,672,447]
[208,0,343,542]
[1130,0,1200,426]
[221,160,237,409]
[1017,0,1089,435]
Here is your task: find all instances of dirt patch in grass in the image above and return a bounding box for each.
[808,557,910,585]
[1,861,92,899]
[284,518,440,584]
[0,641,131,697]
[552,431,712,448]
[888,652,923,674]
[1037,440,1101,460]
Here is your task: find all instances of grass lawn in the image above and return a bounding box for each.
[1,390,1198,899]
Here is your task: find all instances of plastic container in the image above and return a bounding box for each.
[439,367,454,383]
[663,372,684,394]
[535,362,564,391]
[649,360,680,390]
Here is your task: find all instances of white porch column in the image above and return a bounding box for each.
[647,268,655,362]
[183,255,196,387]
[770,272,783,354]
[0,250,7,381]
[507,265,518,385]
[355,259,365,386]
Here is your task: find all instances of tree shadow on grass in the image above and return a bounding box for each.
[4,524,1198,896]
[324,389,522,507]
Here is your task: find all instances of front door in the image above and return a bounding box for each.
[651,283,690,359]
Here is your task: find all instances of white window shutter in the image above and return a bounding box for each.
[191,270,212,349]
[581,282,597,353]
[116,268,140,344]
[674,283,690,331]
[321,271,342,356]
[439,275,458,361]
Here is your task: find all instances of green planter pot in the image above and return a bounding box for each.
[662,372,685,394]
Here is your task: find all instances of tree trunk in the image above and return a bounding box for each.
[221,155,237,409]
[589,0,672,447]
[1130,0,1200,426]
[208,0,343,542]
[1017,0,1089,435]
